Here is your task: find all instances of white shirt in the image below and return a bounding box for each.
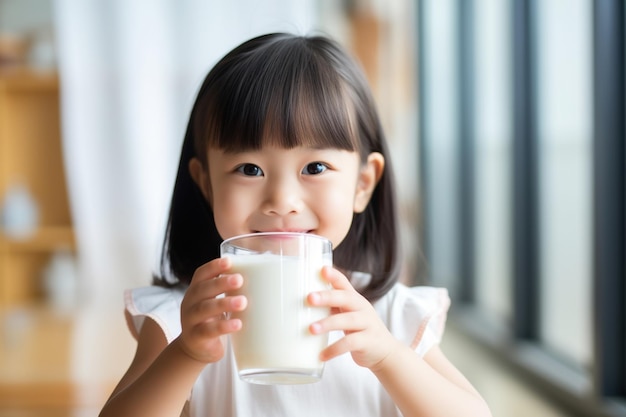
[125,283,450,417]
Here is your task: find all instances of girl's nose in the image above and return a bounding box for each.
[261,178,303,216]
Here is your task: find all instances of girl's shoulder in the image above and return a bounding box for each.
[381,283,450,315]
[124,285,187,343]
[374,283,451,357]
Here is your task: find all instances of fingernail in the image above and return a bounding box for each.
[310,322,322,334]
[228,274,242,286]
[230,319,242,331]
[233,295,247,309]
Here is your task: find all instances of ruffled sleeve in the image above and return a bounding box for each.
[380,284,451,357]
[124,285,187,343]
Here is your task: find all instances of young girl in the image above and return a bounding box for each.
[100,33,491,417]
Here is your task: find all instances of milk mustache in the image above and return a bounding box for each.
[221,233,332,385]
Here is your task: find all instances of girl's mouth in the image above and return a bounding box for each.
[254,230,312,234]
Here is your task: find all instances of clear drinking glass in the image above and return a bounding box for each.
[220,232,332,385]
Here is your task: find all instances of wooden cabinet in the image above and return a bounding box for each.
[0,70,74,308]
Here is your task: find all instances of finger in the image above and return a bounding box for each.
[187,272,243,305]
[191,257,233,284]
[321,266,353,290]
[308,267,362,310]
[318,332,366,362]
[309,310,366,334]
[187,293,247,323]
[188,316,243,347]
[307,287,367,311]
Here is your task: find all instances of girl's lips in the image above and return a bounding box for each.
[254,230,312,234]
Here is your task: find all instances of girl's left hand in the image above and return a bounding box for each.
[307,266,401,370]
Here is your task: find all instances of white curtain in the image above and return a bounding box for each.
[53,0,318,307]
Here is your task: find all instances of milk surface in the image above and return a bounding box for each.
[226,252,331,383]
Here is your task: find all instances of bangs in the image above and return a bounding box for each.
[195,35,359,155]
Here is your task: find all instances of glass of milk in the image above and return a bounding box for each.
[220,232,332,385]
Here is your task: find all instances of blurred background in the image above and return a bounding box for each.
[0,0,623,416]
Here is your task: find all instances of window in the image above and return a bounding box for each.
[535,0,593,369]
[472,0,514,325]
[417,0,625,415]
[418,0,461,296]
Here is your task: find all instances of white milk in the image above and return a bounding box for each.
[226,252,331,384]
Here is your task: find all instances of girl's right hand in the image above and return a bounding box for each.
[178,257,247,363]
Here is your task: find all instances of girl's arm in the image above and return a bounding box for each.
[308,266,492,417]
[99,257,246,417]
[372,343,491,417]
[99,324,207,416]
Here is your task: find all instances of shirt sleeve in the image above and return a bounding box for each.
[383,285,451,357]
[124,285,186,343]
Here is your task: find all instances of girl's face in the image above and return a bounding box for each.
[190,145,383,249]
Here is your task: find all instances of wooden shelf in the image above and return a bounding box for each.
[0,226,75,253]
[0,70,74,308]
[0,68,59,92]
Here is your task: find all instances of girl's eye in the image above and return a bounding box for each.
[236,163,263,176]
[302,162,328,175]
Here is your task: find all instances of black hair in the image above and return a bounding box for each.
[155,33,401,302]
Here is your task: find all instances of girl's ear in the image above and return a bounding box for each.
[354,152,384,213]
[189,157,212,204]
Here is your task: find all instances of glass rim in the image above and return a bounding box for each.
[221,232,331,246]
